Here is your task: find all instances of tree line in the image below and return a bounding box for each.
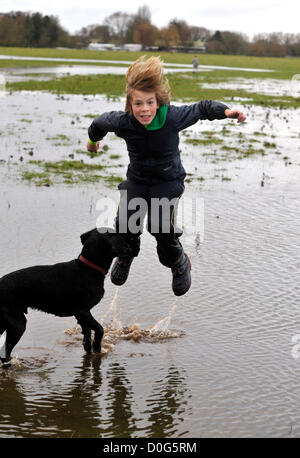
[0,11,71,47]
[1,7,300,57]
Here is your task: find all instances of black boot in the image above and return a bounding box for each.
[171,253,191,296]
[111,257,134,286]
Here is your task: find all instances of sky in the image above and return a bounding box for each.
[0,0,299,38]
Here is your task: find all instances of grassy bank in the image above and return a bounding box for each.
[1,46,300,78]
[7,72,300,109]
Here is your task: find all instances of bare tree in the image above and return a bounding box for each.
[135,5,151,25]
[189,26,211,42]
[103,11,134,44]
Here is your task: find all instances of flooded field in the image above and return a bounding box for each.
[0,78,300,438]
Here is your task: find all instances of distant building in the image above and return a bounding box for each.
[88,43,116,51]
[122,43,143,52]
[169,41,206,54]
[192,41,206,53]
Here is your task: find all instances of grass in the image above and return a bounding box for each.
[2,46,300,108]
[185,137,224,146]
[6,72,300,108]
[75,149,103,158]
[8,65,300,108]
[1,46,300,77]
[22,170,53,187]
[2,47,298,186]
[22,159,124,187]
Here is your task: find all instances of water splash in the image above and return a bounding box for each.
[0,331,7,359]
[100,287,121,329]
[149,297,182,335]
[64,289,185,356]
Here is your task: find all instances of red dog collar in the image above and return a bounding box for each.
[78,255,108,275]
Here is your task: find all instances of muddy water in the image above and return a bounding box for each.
[0,92,300,438]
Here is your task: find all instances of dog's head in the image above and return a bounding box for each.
[80,228,132,270]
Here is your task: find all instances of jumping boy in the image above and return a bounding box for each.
[87,56,246,296]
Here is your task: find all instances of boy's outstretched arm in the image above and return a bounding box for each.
[224,108,246,123]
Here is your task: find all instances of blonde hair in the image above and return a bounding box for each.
[125,56,171,114]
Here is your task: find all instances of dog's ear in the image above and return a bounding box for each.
[80,228,97,245]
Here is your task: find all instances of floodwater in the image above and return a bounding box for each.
[0,53,274,84]
[202,77,300,98]
[0,84,300,438]
[0,54,274,72]
[1,64,203,83]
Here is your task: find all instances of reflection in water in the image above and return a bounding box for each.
[103,362,136,438]
[49,355,104,438]
[0,355,104,437]
[0,355,190,438]
[0,374,26,436]
[143,366,191,438]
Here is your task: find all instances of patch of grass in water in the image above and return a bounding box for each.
[103,175,123,187]
[263,141,276,148]
[24,159,123,187]
[46,134,73,146]
[75,144,109,158]
[75,149,103,158]
[202,151,217,157]
[243,147,266,156]
[22,170,53,187]
[43,160,106,172]
[46,134,71,141]
[185,137,224,146]
[202,130,218,136]
[83,114,98,119]
[253,131,267,136]
[221,176,232,181]
[7,72,300,108]
[19,118,32,123]
[221,145,240,153]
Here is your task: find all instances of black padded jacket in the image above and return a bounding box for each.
[88,100,229,184]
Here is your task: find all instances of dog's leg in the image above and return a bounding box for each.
[2,312,26,365]
[75,311,104,354]
[75,313,92,354]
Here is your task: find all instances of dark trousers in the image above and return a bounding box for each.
[115,179,185,268]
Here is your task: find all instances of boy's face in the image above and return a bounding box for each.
[131,90,159,125]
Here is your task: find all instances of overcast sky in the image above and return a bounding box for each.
[1,0,299,38]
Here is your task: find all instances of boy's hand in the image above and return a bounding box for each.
[86,140,100,153]
[224,109,246,123]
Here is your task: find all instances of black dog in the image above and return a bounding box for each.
[0,228,131,366]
